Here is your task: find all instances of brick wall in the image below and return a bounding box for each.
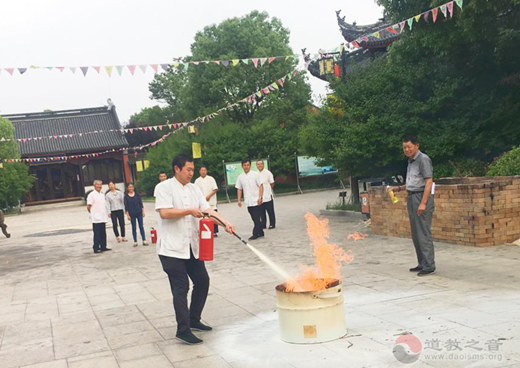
[369,176,520,247]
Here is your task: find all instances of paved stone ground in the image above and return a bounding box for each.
[0,190,519,368]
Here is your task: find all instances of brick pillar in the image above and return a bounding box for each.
[122,150,132,183]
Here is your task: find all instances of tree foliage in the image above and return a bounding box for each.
[487,146,520,176]
[0,117,34,207]
[300,0,520,179]
[133,11,313,194]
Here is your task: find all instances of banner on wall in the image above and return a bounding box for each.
[296,156,337,178]
[224,159,269,187]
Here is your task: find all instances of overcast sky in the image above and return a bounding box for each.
[0,0,383,123]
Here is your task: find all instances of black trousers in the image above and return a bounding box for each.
[260,199,276,228]
[110,210,125,238]
[92,223,107,251]
[247,205,264,237]
[159,249,210,334]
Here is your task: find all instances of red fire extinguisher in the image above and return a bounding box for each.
[199,216,214,261]
[150,228,157,244]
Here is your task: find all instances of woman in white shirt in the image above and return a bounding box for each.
[106,181,127,243]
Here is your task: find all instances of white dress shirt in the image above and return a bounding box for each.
[235,171,262,208]
[194,175,218,209]
[155,177,211,259]
[87,190,108,223]
[258,169,274,202]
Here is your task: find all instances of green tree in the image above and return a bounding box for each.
[487,146,520,176]
[135,11,313,194]
[0,117,34,207]
[301,0,520,180]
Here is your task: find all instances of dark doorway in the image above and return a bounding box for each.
[27,164,81,203]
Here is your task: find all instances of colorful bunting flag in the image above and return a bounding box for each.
[455,0,463,10]
[80,67,89,76]
[440,4,448,18]
[447,1,454,17]
[432,8,439,22]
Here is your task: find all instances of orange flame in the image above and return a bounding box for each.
[347,232,369,242]
[285,213,354,292]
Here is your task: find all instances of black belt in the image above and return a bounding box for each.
[407,190,424,195]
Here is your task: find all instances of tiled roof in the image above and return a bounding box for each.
[3,106,129,157]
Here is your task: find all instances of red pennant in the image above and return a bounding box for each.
[268,57,276,64]
[386,26,398,34]
[150,64,159,73]
[57,67,65,72]
[93,66,101,73]
[447,1,454,17]
[424,11,430,23]
[5,68,15,75]
[432,8,439,22]
[252,58,259,68]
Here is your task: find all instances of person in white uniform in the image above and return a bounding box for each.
[86,180,111,254]
[256,160,276,229]
[155,154,235,345]
[194,166,219,237]
[236,158,264,240]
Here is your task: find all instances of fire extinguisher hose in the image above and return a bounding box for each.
[201,213,290,280]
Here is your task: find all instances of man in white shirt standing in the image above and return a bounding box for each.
[256,160,276,230]
[153,171,168,197]
[236,158,264,240]
[155,154,235,345]
[86,180,111,254]
[194,166,219,237]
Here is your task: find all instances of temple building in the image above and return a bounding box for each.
[305,10,401,81]
[4,105,133,205]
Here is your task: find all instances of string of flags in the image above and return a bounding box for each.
[0,69,301,163]
[0,131,173,164]
[0,69,300,143]
[317,0,466,55]
[0,55,300,77]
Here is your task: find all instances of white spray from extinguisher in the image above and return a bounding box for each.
[205,214,290,280]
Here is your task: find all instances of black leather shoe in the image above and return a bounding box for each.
[175,331,203,345]
[101,248,112,252]
[93,250,102,254]
[248,235,259,241]
[190,321,213,331]
[409,266,422,272]
[214,234,218,238]
[417,270,435,277]
[269,226,275,229]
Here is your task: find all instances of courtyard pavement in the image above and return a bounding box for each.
[0,189,519,368]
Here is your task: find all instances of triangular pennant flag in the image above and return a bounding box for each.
[80,66,89,76]
[5,68,15,75]
[93,66,101,74]
[221,60,229,67]
[268,57,276,64]
[386,27,398,35]
[173,62,179,68]
[69,67,77,74]
[57,67,65,72]
[242,59,250,64]
[374,31,381,38]
[127,65,137,75]
[150,64,159,73]
[440,4,447,18]
[160,64,169,71]
[139,65,147,73]
[18,68,28,75]
[272,82,279,90]
[116,66,124,76]
[213,60,220,65]
[399,21,406,32]
[268,85,275,91]
[192,61,200,65]
[232,59,240,66]
[447,1,454,17]
[352,41,360,48]
[252,58,259,68]
[414,14,421,22]
[260,58,267,66]
[455,0,463,10]
[432,7,439,22]
[45,67,54,71]
[105,66,113,77]
[407,18,414,29]
[424,11,430,23]
[256,91,262,98]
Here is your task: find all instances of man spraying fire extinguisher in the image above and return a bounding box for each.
[155,153,235,346]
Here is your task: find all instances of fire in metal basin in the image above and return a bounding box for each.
[275,278,347,344]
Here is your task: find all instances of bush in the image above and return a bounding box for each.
[434,158,487,179]
[487,147,520,176]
